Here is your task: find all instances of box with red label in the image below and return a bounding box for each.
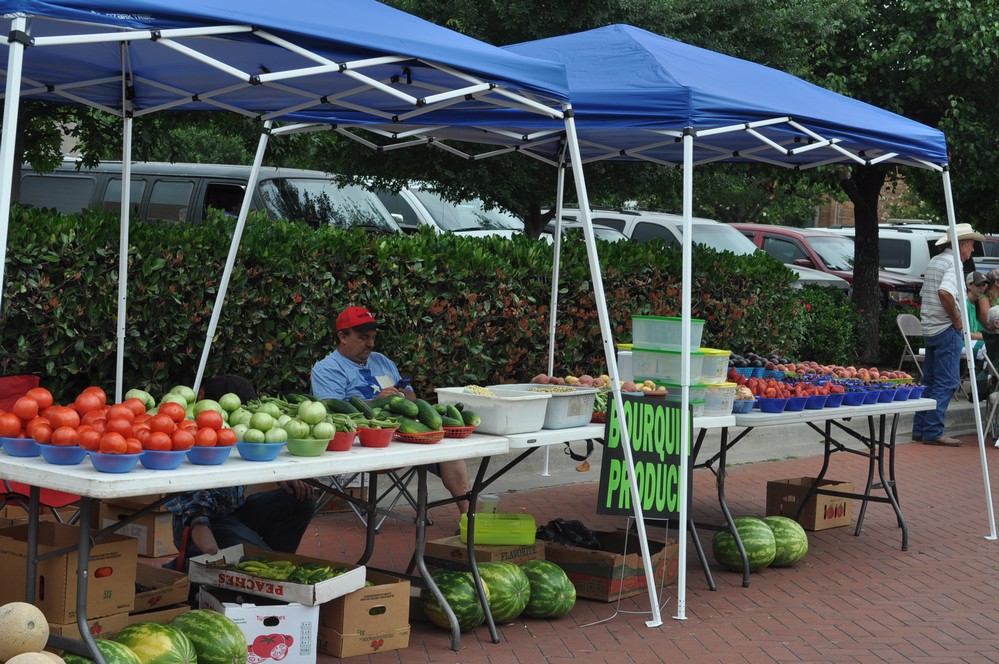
[48,610,130,642]
[542,530,678,602]
[0,522,137,622]
[188,544,365,605]
[200,586,319,664]
[766,477,854,531]
[134,564,190,613]
[318,571,410,658]
[101,502,178,557]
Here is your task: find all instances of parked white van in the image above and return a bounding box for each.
[373,185,525,237]
[19,160,401,232]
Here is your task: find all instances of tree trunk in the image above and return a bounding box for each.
[841,165,889,366]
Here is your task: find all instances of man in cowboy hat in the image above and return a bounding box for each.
[913,223,985,446]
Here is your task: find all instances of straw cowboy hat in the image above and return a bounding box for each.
[935,223,985,246]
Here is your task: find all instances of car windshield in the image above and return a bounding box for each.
[682,224,758,255]
[808,236,856,271]
[412,190,525,232]
[258,178,399,232]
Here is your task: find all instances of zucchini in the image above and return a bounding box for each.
[397,416,433,434]
[388,396,420,418]
[461,409,481,427]
[348,396,376,419]
[414,398,443,430]
[323,398,359,415]
[440,415,464,428]
[444,403,464,424]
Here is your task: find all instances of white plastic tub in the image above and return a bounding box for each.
[632,347,707,383]
[699,348,732,383]
[490,384,599,430]
[632,315,705,351]
[703,382,737,416]
[435,387,550,435]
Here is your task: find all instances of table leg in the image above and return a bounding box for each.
[877,415,908,550]
[463,458,499,644]
[854,416,879,535]
[357,472,380,566]
[715,427,750,587]
[686,518,715,591]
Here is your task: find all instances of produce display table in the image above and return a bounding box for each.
[692,397,935,587]
[0,433,508,661]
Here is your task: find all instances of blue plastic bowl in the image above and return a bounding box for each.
[785,396,808,412]
[731,399,755,414]
[878,388,897,403]
[824,393,846,408]
[843,391,867,407]
[863,389,881,405]
[894,386,912,401]
[39,444,88,465]
[140,449,187,470]
[236,441,284,462]
[757,397,787,413]
[89,451,141,473]
[909,385,925,399]
[1,437,40,457]
[186,445,234,466]
[805,394,828,410]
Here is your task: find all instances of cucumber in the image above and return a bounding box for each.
[444,403,464,424]
[369,395,396,409]
[388,396,420,418]
[323,398,359,414]
[397,416,433,434]
[349,396,376,419]
[440,415,464,427]
[433,403,448,415]
[461,410,481,427]
[414,398,442,430]
[453,402,465,412]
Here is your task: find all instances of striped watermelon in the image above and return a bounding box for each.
[113,622,197,664]
[520,560,576,619]
[478,561,531,622]
[711,516,777,572]
[62,639,142,664]
[420,569,488,632]
[171,609,248,664]
[762,515,809,567]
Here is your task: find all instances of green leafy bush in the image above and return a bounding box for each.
[792,285,862,366]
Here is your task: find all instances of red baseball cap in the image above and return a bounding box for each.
[336,306,380,333]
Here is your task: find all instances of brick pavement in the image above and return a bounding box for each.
[297,433,999,663]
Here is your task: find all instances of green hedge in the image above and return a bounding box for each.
[1,207,818,400]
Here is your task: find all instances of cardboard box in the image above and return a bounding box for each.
[129,603,190,625]
[319,571,410,657]
[766,477,854,531]
[425,536,545,567]
[2,503,82,523]
[0,522,137,622]
[101,503,178,557]
[200,586,319,664]
[134,564,190,613]
[48,610,130,641]
[543,530,678,602]
[101,494,173,513]
[189,544,365,606]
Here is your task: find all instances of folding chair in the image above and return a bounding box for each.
[0,481,81,524]
[896,314,924,380]
[979,332,999,443]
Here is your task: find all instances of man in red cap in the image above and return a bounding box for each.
[312,306,471,512]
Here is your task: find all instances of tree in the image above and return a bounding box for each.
[813,0,999,362]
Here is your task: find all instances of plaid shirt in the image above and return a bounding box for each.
[165,487,245,541]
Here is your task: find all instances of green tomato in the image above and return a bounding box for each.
[159,392,188,408]
[230,423,249,440]
[194,399,223,416]
[242,427,266,443]
[169,385,198,406]
[276,414,293,428]
[257,402,283,419]
[218,392,242,414]
[283,419,311,439]
[228,408,253,427]
[264,427,288,444]
[249,412,276,433]
[310,421,337,440]
[297,400,328,426]
[125,388,156,411]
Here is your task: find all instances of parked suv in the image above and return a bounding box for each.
[19,160,401,232]
[374,186,525,237]
[734,224,922,304]
[826,224,984,281]
[556,209,850,291]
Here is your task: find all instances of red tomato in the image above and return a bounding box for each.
[51,426,78,446]
[0,412,23,438]
[194,428,218,447]
[73,391,104,415]
[145,431,173,451]
[81,408,108,428]
[24,416,48,437]
[105,417,133,438]
[124,438,142,455]
[78,426,101,451]
[132,425,152,445]
[83,386,108,407]
[195,410,224,431]
[25,387,54,410]
[12,397,39,422]
[99,432,127,454]
[106,404,135,422]
[216,428,238,447]
[148,414,176,434]
[159,402,186,423]
[121,398,147,418]
[170,429,196,451]
[31,423,53,445]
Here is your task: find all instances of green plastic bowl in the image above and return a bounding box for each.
[286,438,329,457]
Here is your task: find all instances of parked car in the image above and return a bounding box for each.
[373,186,525,237]
[542,219,629,243]
[19,160,402,232]
[827,223,985,280]
[733,224,922,304]
[557,209,851,292]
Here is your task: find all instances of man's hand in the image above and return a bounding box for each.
[375,386,416,400]
[279,480,313,501]
[190,523,219,555]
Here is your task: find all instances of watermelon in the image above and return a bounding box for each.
[62,640,142,664]
[478,561,531,622]
[520,560,576,618]
[113,622,197,664]
[171,609,248,664]
[711,516,777,572]
[762,515,809,567]
[420,569,488,632]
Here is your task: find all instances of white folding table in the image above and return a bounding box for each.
[0,433,508,661]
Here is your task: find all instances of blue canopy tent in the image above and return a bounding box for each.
[290,23,989,620]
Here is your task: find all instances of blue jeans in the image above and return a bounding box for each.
[912,326,963,440]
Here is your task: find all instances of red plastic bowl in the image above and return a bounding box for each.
[327,431,357,452]
[357,427,396,448]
